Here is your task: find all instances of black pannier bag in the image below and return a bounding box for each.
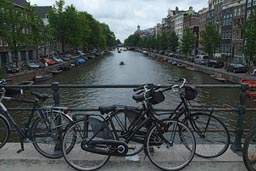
[88,117,113,139]
[184,85,198,100]
[149,90,165,105]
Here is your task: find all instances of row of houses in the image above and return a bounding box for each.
[136,0,256,63]
[0,0,52,66]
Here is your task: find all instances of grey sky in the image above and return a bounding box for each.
[29,0,208,42]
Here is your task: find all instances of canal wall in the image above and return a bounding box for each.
[142,51,256,83]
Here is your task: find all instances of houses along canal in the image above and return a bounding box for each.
[9,50,256,139]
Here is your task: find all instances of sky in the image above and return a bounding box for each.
[29,0,208,42]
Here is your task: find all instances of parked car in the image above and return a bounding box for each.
[194,55,208,65]
[22,60,45,70]
[39,58,56,66]
[61,54,72,61]
[5,63,20,73]
[77,50,85,56]
[207,60,224,68]
[225,63,248,73]
[51,56,64,63]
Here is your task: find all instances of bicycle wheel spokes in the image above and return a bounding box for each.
[145,119,195,171]
[0,117,9,149]
[190,113,230,158]
[32,114,71,159]
[62,119,110,171]
[243,128,256,171]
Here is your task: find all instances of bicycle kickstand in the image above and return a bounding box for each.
[17,137,24,153]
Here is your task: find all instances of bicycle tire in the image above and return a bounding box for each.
[113,110,144,156]
[185,113,230,158]
[62,118,112,171]
[145,119,196,171]
[31,111,72,159]
[243,127,256,171]
[0,115,10,149]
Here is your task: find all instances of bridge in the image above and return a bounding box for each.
[0,82,254,171]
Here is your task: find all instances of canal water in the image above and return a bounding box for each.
[8,50,256,140]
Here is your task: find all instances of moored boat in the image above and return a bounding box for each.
[48,69,63,75]
[4,80,34,95]
[35,73,53,82]
[240,79,256,99]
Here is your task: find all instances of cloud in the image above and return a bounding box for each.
[29,0,208,42]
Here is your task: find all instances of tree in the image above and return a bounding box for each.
[168,31,179,53]
[26,3,45,58]
[241,10,256,69]
[180,27,196,56]
[48,0,67,53]
[200,23,221,58]
[0,0,28,64]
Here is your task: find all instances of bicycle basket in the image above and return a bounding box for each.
[149,91,165,105]
[88,117,113,139]
[184,85,198,100]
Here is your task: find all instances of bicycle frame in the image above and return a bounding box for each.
[167,93,214,137]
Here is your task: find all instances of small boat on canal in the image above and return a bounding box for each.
[240,79,256,100]
[48,69,63,75]
[34,73,53,82]
[3,80,34,95]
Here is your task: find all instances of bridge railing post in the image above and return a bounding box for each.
[51,82,62,151]
[51,82,60,106]
[231,83,249,152]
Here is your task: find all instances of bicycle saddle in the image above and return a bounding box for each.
[31,92,49,101]
[99,106,116,114]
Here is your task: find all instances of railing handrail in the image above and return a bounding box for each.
[0,82,253,154]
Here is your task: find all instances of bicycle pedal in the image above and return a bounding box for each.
[17,148,24,153]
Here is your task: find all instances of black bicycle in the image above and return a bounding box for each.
[243,127,256,171]
[164,78,230,158]
[0,87,72,158]
[62,83,196,171]
[94,78,230,159]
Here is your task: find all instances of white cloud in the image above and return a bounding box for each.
[29,0,208,42]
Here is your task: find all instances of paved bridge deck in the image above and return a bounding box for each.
[0,143,247,171]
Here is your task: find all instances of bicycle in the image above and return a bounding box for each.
[243,127,256,171]
[102,78,230,158]
[0,87,72,159]
[62,83,196,171]
[164,78,230,158]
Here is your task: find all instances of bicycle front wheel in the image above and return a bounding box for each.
[31,112,72,159]
[186,113,230,158]
[62,118,111,171]
[0,115,9,149]
[243,127,256,171]
[145,119,196,171]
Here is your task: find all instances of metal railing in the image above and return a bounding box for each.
[2,82,256,154]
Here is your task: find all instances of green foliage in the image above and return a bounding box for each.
[48,0,117,51]
[200,23,221,58]
[241,10,256,68]
[169,31,179,53]
[0,0,28,60]
[180,27,196,56]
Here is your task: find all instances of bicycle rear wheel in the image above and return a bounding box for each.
[243,127,256,171]
[186,113,230,158]
[0,115,9,149]
[145,119,196,171]
[62,118,112,171]
[31,112,72,159]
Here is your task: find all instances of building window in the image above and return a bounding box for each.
[254,0,256,5]
[248,0,252,7]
